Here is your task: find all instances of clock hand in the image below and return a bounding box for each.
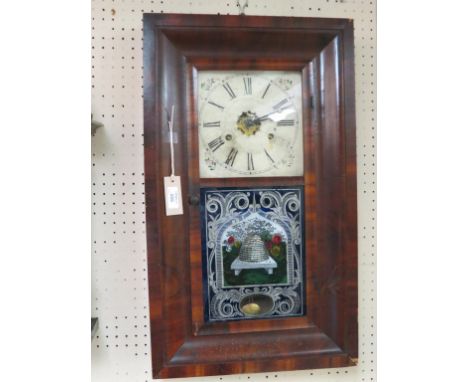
[255,110,276,123]
[254,105,294,124]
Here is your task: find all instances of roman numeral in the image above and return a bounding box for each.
[264,149,275,163]
[203,121,221,128]
[273,98,289,110]
[247,153,254,171]
[208,100,224,110]
[225,148,238,167]
[208,136,225,152]
[243,77,252,95]
[261,82,271,99]
[222,82,236,99]
[277,119,295,126]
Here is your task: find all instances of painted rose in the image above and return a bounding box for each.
[227,236,235,245]
[272,234,282,245]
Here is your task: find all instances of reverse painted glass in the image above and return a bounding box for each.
[200,187,306,322]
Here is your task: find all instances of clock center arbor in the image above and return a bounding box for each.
[143,13,357,379]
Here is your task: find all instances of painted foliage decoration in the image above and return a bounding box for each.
[200,187,305,322]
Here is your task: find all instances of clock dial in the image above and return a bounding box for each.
[198,71,304,178]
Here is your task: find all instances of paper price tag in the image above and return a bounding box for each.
[164,176,183,216]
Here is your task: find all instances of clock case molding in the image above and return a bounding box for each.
[143,14,357,379]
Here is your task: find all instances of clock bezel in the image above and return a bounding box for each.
[144,13,357,379]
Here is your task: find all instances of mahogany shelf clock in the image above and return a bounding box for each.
[143,13,357,379]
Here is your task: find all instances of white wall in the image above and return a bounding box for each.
[91,1,376,381]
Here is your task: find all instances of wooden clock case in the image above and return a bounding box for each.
[143,13,357,379]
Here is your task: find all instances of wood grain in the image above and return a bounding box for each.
[143,13,357,378]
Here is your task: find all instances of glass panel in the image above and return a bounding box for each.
[200,186,306,322]
[198,71,304,178]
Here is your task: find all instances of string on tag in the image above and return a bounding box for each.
[167,105,175,182]
[236,0,248,15]
[163,105,183,216]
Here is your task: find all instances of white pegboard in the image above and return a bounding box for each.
[91,1,376,381]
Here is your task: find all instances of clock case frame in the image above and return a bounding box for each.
[143,13,357,379]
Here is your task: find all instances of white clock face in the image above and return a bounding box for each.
[198,71,303,178]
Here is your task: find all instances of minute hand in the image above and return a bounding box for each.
[256,110,276,122]
[256,109,284,123]
[255,105,293,123]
